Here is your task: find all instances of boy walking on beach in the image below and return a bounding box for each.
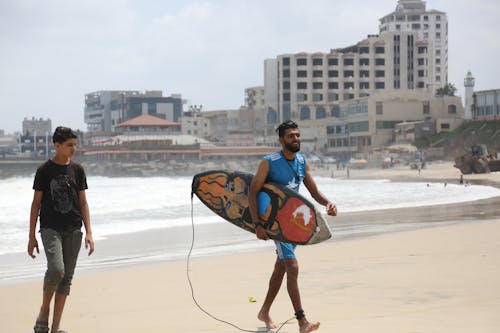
[249,120,337,333]
[28,126,94,333]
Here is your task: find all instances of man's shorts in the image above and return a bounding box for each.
[274,240,297,261]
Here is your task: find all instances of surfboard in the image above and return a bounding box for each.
[191,170,332,245]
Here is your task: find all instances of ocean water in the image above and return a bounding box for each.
[1,175,500,257]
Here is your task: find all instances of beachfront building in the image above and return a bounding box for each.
[257,0,461,155]
[19,117,54,157]
[473,89,500,121]
[379,0,448,90]
[84,90,184,133]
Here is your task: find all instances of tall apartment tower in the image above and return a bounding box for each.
[464,70,475,120]
[379,0,448,92]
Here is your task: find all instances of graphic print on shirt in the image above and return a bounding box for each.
[287,177,299,190]
[50,174,76,214]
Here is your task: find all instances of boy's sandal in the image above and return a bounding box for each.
[33,320,49,333]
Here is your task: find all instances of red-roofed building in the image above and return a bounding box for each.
[116,114,181,134]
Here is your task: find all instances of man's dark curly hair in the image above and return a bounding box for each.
[276,120,299,138]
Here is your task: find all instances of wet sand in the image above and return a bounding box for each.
[1,161,500,332]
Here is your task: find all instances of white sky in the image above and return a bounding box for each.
[1,0,499,134]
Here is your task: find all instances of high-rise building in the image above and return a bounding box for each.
[379,0,448,90]
[84,91,184,133]
[259,0,461,155]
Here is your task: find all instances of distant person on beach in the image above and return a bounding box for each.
[28,126,94,333]
[249,120,337,333]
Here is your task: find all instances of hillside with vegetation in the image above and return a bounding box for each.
[415,120,500,158]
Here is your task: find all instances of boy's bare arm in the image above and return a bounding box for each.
[79,190,94,255]
[28,191,43,258]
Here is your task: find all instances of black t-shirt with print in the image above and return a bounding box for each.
[33,159,88,231]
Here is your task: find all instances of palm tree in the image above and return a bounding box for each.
[436,83,457,97]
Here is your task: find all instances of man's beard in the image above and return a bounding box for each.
[285,141,300,153]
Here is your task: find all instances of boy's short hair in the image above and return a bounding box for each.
[52,126,78,144]
[276,120,299,138]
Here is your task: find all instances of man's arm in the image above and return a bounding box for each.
[303,163,337,216]
[248,159,270,240]
[79,190,94,255]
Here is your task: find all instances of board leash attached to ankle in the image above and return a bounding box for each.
[187,192,293,332]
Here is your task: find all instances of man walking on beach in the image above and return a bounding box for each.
[249,120,337,333]
[28,126,94,333]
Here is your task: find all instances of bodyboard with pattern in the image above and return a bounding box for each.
[191,170,332,245]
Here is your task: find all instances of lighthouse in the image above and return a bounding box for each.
[464,71,475,120]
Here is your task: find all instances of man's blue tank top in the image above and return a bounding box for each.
[264,151,306,192]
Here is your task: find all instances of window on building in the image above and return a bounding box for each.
[283,81,290,89]
[283,93,290,101]
[436,23,441,29]
[423,101,430,114]
[418,81,425,88]
[360,70,369,77]
[375,70,385,77]
[313,82,323,89]
[328,92,338,102]
[331,106,340,117]
[344,58,354,66]
[300,107,311,120]
[436,50,441,56]
[441,123,450,130]
[313,93,323,102]
[436,15,441,21]
[297,70,307,78]
[312,58,322,66]
[360,58,369,66]
[448,104,457,114]
[283,69,290,78]
[328,82,339,90]
[328,58,338,66]
[296,93,308,102]
[297,82,307,89]
[436,58,441,65]
[344,82,354,89]
[375,58,385,66]
[418,70,425,77]
[423,32,429,39]
[328,70,339,77]
[418,47,427,54]
[376,102,383,115]
[282,57,290,66]
[344,70,354,78]
[297,58,307,66]
[360,47,369,54]
[313,70,323,78]
[375,47,385,54]
[316,107,326,119]
[360,82,370,89]
[436,32,441,39]
[375,82,385,89]
[418,58,425,66]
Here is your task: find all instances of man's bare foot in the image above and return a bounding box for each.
[299,321,320,333]
[258,311,278,329]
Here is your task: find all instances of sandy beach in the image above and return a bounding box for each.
[2,162,500,333]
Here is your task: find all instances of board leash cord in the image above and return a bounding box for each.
[188,193,294,332]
